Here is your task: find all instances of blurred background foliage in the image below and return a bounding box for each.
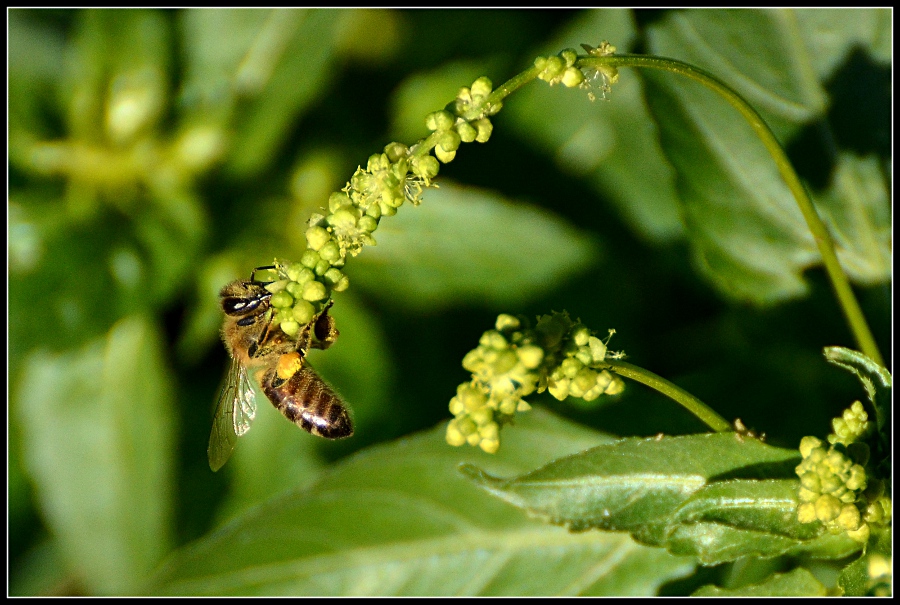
[8,8,890,595]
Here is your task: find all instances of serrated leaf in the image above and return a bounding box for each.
[692,567,827,596]
[348,183,600,310]
[643,9,890,305]
[147,408,694,596]
[15,316,175,594]
[462,434,805,546]
[504,9,684,242]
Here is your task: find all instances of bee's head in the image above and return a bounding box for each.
[219,279,272,318]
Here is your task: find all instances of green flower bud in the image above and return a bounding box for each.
[384,142,409,163]
[561,358,583,379]
[534,56,547,70]
[517,345,543,370]
[480,437,500,454]
[446,422,467,446]
[323,267,344,287]
[466,432,482,447]
[319,240,342,263]
[456,121,477,143]
[438,130,462,153]
[562,67,585,88]
[517,400,531,412]
[314,259,331,276]
[301,249,320,269]
[366,153,389,173]
[473,118,493,143]
[358,215,378,233]
[412,155,440,180]
[280,320,300,337]
[541,55,564,79]
[471,76,492,99]
[498,398,517,415]
[449,397,464,416]
[333,275,350,292]
[462,350,482,373]
[285,282,305,301]
[548,378,569,401]
[302,280,327,302]
[587,338,607,363]
[561,48,579,66]
[328,192,352,213]
[435,146,456,164]
[291,300,316,325]
[329,207,360,230]
[846,524,870,544]
[800,471,822,492]
[494,314,519,332]
[457,417,477,437]
[479,422,499,441]
[604,376,625,395]
[575,348,593,366]
[571,326,590,347]
[816,494,843,523]
[306,226,331,251]
[575,368,598,393]
[470,407,492,427]
[797,502,817,524]
[799,436,824,458]
[425,110,455,132]
[270,291,294,309]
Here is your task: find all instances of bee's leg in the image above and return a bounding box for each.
[312,299,339,350]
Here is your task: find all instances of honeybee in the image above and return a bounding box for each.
[208,267,353,471]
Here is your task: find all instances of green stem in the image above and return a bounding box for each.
[576,54,883,368]
[602,359,732,432]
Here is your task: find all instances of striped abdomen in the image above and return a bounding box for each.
[262,365,353,439]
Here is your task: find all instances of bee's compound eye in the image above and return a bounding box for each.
[221,297,252,315]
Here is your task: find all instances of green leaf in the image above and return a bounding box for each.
[692,567,827,596]
[348,183,600,310]
[643,9,890,304]
[794,8,892,77]
[15,316,175,594]
[181,9,342,177]
[504,9,684,242]
[837,528,891,596]
[666,479,860,564]
[812,154,891,286]
[147,408,695,596]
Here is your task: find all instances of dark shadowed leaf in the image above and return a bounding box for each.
[348,183,600,310]
[692,567,827,596]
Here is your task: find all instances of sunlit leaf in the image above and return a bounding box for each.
[348,183,600,309]
[463,433,861,564]
[16,316,176,594]
[147,408,694,596]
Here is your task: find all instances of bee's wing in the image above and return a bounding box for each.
[208,359,257,472]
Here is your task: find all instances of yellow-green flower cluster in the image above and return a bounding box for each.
[425,76,497,164]
[446,312,624,453]
[827,400,872,446]
[269,141,444,337]
[795,435,889,544]
[534,48,586,88]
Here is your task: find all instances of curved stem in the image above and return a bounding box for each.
[576,54,883,367]
[602,359,732,432]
